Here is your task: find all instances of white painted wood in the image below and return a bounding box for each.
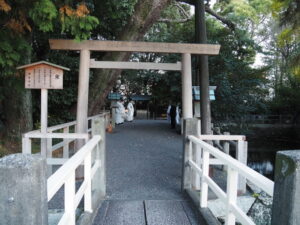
[76,49,91,152]
[182,53,193,119]
[49,39,221,55]
[47,135,101,201]
[48,121,76,132]
[75,181,88,209]
[57,213,69,225]
[90,59,182,71]
[65,171,76,225]
[236,140,247,194]
[22,137,32,154]
[188,135,274,196]
[41,89,48,133]
[226,168,238,225]
[204,174,227,202]
[47,131,53,157]
[231,204,255,225]
[209,158,224,165]
[41,89,48,158]
[84,152,92,212]
[91,160,101,179]
[199,134,246,141]
[63,127,70,158]
[200,150,209,208]
[25,132,89,140]
[49,139,73,153]
[188,141,193,189]
[192,143,201,190]
[187,135,257,225]
[47,158,68,165]
[188,159,202,175]
[47,130,53,176]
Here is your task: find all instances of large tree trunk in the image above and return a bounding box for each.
[2,75,33,145]
[88,0,171,114]
[195,0,211,134]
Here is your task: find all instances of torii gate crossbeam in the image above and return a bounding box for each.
[49,39,220,149]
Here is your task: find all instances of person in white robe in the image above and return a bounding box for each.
[126,98,135,122]
[115,98,126,124]
[167,104,171,122]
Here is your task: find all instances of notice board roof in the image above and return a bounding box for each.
[17,61,70,71]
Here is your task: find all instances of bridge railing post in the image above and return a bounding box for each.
[22,136,32,154]
[182,118,199,191]
[271,150,300,225]
[0,154,48,225]
[236,140,247,194]
[91,116,106,208]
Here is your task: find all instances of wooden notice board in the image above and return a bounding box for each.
[17,61,69,89]
[25,64,63,89]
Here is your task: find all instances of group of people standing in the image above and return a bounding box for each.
[115,97,135,125]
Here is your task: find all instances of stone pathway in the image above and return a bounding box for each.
[92,120,207,225]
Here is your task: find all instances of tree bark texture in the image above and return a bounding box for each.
[2,76,33,143]
[88,0,171,115]
[195,0,211,134]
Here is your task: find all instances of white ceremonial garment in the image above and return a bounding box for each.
[167,105,171,122]
[126,102,134,121]
[176,106,181,125]
[116,101,125,124]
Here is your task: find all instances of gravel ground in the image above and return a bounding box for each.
[106,119,186,200]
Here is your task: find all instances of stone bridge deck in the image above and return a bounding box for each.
[92,120,208,225]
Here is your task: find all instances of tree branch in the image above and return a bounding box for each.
[158,17,192,23]
[177,0,236,31]
[158,1,193,24]
[204,6,235,31]
[174,1,190,19]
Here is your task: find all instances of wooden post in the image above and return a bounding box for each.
[182,118,199,191]
[76,49,90,149]
[75,49,90,178]
[22,137,32,154]
[226,168,238,225]
[182,53,193,119]
[91,117,106,208]
[200,149,209,208]
[192,119,201,190]
[223,132,230,171]
[236,140,247,194]
[40,89,48,157]
[63,127,69,158]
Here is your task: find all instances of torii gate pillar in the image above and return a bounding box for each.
[182,53,193,119]
[76,49,90,148]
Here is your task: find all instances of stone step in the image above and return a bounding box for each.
[93,200,206,225]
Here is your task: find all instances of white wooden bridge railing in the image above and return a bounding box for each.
[199,134,248,193]
[21,113,108,225]
[22,112,110,166]
[47,135,102,225]
[186,135,274,225]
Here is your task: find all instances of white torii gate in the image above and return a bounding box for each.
[49,39,220,141]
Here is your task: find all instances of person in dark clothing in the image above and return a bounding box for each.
[170,105,176,129]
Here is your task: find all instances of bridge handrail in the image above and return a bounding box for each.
[22,112,110,161]
[47,135,102,225]
[187,135,274,225]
